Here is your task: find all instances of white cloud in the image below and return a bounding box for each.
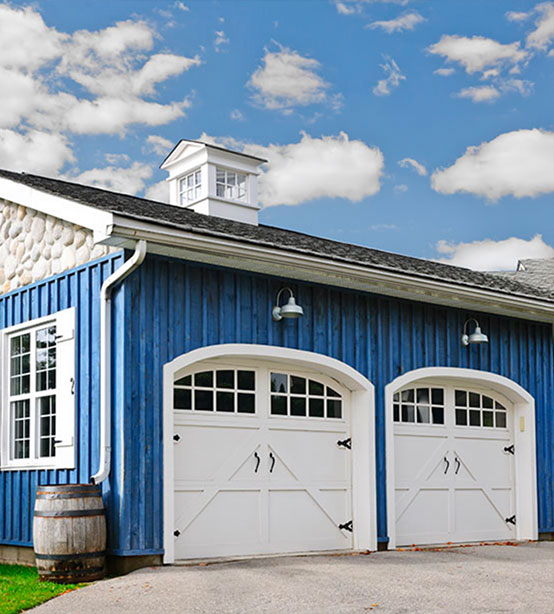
[69,161,153,196]
[435,235,554,271]
[372,56,405,96]
[105,153,130,164]
[201,131,384,207]
[336,2,357,15]
[505,11,530,22]
[394,184,408,194]
[370,223,398,230]
[175,1,189,11]
[427,35,528,74]
[230,109,245,121]
[549,48,554,56]
[431,129,554,200]
[248,45,331,111]
[145,135,174,156]
[0,129,74,176]
[398,157,427,175]
[434,67,455,76]
[367,12,425,33]
[335,0,410,12]
[144,179,170,202]
[526,2,554,50]
[214,30,229,51]
[456,85,501,103]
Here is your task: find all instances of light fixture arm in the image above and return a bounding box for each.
[462,318,480,338]
[275,287,294,306]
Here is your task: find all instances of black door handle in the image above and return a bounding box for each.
[455,457,461,475]
[269,452,276,473]
[444,456,450,474]
[254,451,260,473]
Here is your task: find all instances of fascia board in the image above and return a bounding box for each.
[108,216,554,323]
[0,177,114,237]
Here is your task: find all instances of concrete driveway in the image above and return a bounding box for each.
[32,542,554,614]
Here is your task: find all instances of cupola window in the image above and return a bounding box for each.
[216,168,247,201]
[179,170,202,205]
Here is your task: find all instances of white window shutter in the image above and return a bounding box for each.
[54,307,76,469]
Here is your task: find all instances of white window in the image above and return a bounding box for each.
[1,308,76,470]
[216,168,247,201]
[179,169,202,205]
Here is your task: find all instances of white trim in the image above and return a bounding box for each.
[107,218,554,324]
[163,343,377,564]
[0,177,114,240]
[385,367,538,549]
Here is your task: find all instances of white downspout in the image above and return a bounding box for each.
[91,240,147,485]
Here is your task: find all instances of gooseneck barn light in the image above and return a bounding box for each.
[272,287,304,321]
[461,318,489,346]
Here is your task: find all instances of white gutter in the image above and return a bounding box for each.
[91,240,147,485]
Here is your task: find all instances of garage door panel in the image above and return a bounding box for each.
[454,489,512,538]
[396,489,449,543]
[394,434,448,482]
[453,441,513,484]
[268,489,351,550]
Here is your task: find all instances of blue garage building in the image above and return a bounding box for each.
[0,141,552,569]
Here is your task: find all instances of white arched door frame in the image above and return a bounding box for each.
[385,367,538,550]
[163,343,376,563]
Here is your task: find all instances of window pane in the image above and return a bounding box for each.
[216,184,225,197]
[290,376,306,394]
[271,395,287,415]
[469,410,480,426]
[455,390,467,406]
[195,371,213,387]
[431,388,444,405]
[469,392,480,408]
[401,389,414,403]
[402,405,415,423]
[195,390,213,411]
[237,371,255,391]
[482,396,493,409]
[175,375,191,386]
[417,406,430,423]
[495,401,505,410]
[416,388,429,404]
[271,373,287,393]
[432,406,444,425]
[217,391,234,412]
[393,392,400,403]
[216,370,234,389]
[195,170,201,184]
[174,388,191,410]
[38,396,56,458]
[309,380,324,396]
[227,172,236,186]
[327,387,340,398]
[216,169,225,182]
[237,393,255,414]
[496,412,507,428]
[309,398,324,417]
[327,399,342,419]
[393,404,400,422]
[12,400,30,459]
[291,397,306,416]
[455,409,467,425]
[483,411,494,427]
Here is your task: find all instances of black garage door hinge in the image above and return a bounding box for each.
[505,515,516,525]
[337,438,351,450]
[339,520,353,532]
[503,444,514,455]
[174,529,181,537]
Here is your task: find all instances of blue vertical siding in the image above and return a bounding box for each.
[0,253,124,547]
[117,254,554,555]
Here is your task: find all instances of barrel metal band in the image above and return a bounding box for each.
[37,493,103,500]
[41,566,105,578]
[34,551,106,561]
[34,509,104,518]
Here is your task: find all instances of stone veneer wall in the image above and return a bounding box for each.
[0,199,116,294]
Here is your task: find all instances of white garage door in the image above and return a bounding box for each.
[393,384,515,546]
[172,362,353,559]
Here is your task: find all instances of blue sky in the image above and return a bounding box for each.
[1,0,553,270]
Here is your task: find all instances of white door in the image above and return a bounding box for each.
[172,362,353,559]
[393,384,515,546]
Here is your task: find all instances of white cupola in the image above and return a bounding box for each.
[160,139,266,225]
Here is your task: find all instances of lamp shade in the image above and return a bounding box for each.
[468,325,488,344]
[279,296,304,319]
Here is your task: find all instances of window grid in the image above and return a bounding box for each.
[174,369,256,413]
[216,168,247,201]
[454,390,507,429]
[179,170,202,205]
[393,387,445,425]
[8,325,57,461]
[270,372,343,419]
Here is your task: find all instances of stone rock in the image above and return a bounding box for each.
[74,230,87,249]
[51,242,62,260]
[9,222,22,239]
[61,227,74,246]
[19,271,32,286]
[60,246,76,270]
[75,245,90,266]
[4,255,17,279]
[31,217,45,242]
[32,260,48,281]
[52,222,63,240]
[17,206,26,221]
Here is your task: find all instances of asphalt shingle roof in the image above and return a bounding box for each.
[1,168,553,304]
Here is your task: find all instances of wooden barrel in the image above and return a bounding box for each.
[33,484,106,583]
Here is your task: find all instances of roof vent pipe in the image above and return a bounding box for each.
[90,240,147,485]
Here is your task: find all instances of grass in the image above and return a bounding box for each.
[0,564,84,614]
